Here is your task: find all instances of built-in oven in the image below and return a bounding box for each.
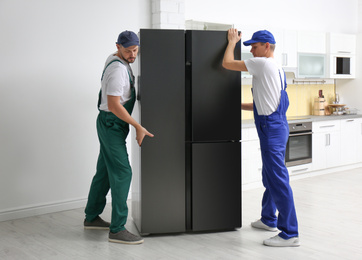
[285,121,312,167]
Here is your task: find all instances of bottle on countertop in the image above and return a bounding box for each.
[314,90,325,116]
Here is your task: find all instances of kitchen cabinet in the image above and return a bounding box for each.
[297,31,326,78]
[312,120,341,171]
[280,30,298,70]
[298,31,326,54]
[355,119,362,163]
[327,33,356,79]
[287,163,313,176]
[327,33,356,54]
[242,127,262,184]
[340,119,358,165]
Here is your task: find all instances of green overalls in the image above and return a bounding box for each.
[85,59,136,233]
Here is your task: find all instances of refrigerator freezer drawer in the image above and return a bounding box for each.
[190,142,241,231]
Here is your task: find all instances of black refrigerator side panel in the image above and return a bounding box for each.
[186,30,241,142]
[138,29,186,233]
[191,142,241,231]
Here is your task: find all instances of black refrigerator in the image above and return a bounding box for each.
[132,29,241,235]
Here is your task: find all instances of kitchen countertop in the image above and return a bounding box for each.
[242,114,362,128]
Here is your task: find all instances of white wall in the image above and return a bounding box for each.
[0,0,151,221]
[185,0,358,34]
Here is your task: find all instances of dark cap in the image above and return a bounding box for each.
[243,30,276,46]
[116,30,140,48]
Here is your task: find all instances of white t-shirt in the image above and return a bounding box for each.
[244,57,284,116]
[99,54,132,112]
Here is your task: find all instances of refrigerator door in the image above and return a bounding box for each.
[135,29,186,234]
[190,142,241,231]
[186,30,241,142]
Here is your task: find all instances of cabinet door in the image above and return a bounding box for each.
[312,131,340,170]
[191,142,241,231]
[242,140,262,184]
[298,31,326,54]
[356,119,362,162]
[312,132,327,170]
[328,33,356,54]
[281,30,298,68]
[340,119,357,165]
[326,131,341,168]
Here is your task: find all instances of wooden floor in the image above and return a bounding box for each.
[1,168,362,260]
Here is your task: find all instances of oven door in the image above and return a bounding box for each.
[285,132,312,167]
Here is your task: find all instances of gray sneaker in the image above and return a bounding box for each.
[84,216,110,230]
[109,229,144,245]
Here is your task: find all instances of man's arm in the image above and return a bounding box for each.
[222,29,248,72]
[241,103,253,111]
[108,95,154,146]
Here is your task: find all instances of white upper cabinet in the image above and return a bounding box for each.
[298,31,326,54]
[327,33,356,79]
[281,30,298,68]
[328,33,356,54]
[273,30,298,70]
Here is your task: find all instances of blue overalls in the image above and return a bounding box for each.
[85,59,136,234]
[253,70,299,239]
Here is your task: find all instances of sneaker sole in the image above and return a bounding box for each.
[108,238,144,245]
[251,224,278,232]
[263,241,300,247]
[84,226,110,230]
[263,237,300,247]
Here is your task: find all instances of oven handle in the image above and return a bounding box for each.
[289,132,313,137]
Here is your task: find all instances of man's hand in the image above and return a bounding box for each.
[135,126,154,146]
[227,28,241,44]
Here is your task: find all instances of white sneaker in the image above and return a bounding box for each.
[263,235,300,247]
[251,219,278,232]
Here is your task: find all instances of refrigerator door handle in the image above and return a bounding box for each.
[137,75,141,101]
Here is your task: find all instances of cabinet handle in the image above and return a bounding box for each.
[291,168,309,174]
[320,125,335,128]
[346,120,354,122]
[326,133,330,146]
[282,53,288,66]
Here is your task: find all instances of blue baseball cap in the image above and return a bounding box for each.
[243,30,276,46]
[116,30,140,47]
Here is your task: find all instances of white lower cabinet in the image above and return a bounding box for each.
[340,119,358,165]
[312,120,341,171]
[242,117,362,185]
[242,127,262,185]
[356,119,362,163]
[287,163,313,176]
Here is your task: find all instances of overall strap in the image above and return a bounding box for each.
[278,69,287,91]
[101,59,133,84]
[98,59,133,110]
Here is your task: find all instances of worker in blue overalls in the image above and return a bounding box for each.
[84,31,153,245]
[223,29,300,247]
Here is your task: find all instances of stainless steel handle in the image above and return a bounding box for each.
[291,168,309,174]
[326,133,330,146]
[289,132,313,137]
[346,120,354,122]
[282,53,288,66]
[320,125,335,128]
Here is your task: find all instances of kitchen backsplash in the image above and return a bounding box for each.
[241,84,335,120]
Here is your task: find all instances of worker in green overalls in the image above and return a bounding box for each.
[84,30,154,245]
